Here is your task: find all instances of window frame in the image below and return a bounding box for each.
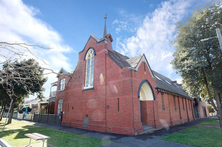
[60,78,65,91]
[57,99,63,115]
[182,98,185,110]
[173,95,177,110]
[84,48,95,89]
[161,92,165,110]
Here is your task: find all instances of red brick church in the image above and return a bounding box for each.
[54,15,208,135]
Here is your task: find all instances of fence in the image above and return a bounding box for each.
[2,112,61,125]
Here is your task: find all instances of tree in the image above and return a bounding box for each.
[0,85,11,121]
[172,4,222,128]
[0,59,47,124]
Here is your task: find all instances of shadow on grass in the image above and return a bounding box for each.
[0,126,111,147]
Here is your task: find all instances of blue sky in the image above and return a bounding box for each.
[0,0,216,99]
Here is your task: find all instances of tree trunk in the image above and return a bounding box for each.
[215,92,222,128]
[7,101,15,124]
[202,69,218,112]
[0,106,5,121]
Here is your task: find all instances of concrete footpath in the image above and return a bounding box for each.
[0,117,214,147]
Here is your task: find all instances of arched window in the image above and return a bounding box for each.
[85,48,95,88]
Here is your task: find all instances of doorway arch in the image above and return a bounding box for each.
[138,79,155,123]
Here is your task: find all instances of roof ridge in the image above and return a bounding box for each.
[112,50,130,59]
[126,54,143,61]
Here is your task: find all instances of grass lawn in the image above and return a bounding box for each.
[160,119,222,147]
[0,118,111,147]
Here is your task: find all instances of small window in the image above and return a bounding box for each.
[161,92,165,110]
[165,80,172,85]
[182,98,185,110]
[118,98,120,112]
[173,95,176,110]
[57,99,63,115]
[189,100,191,110]
[155,75,161,80]
[60,78,65,90]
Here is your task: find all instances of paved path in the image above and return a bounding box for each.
[0,117,214,147]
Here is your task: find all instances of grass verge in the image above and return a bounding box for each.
[160,118,221,147]
[0,118,111,147]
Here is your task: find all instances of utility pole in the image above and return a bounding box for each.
[216,28,222,51]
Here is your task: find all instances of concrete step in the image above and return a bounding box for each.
[143,125,158,134]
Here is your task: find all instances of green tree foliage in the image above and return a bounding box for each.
[172,4,222,127]
[207,105,215,113]
[0,59,47,124]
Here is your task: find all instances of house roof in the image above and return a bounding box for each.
[79,33,113,54]
[106,49,190,99]
[57,68,69,77]
[126,54,143,68]
[106,50,131,68]
[152,70,191,99]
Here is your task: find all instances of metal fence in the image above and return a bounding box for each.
[2,112,61,125]
[33,113,61,124]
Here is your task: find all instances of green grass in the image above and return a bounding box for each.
[0,119,111,147]
[160,119,222,147]
[199,119,219,125]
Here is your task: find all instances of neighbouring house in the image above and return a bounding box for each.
[23,98,49,114]
[48,81,57,114]
[193,98,210,118]
[54,16,209,135]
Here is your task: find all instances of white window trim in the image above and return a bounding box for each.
[84,49,94,89]
[60,78,65,91]
[57,99,63,115]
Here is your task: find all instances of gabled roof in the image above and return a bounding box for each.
[57,68,68,77]
[79,33,113,54]
[106,49,190,99]
[106,51,154,77]
[106,50,130,68]
[152,70,191,99]
[126,55,143,68]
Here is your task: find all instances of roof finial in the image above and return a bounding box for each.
[103,14,107,38]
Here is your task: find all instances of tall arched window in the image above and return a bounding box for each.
[85,48,95,88]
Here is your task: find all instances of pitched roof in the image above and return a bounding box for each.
[126,54,143,68]
[57,68,69,77]
[152,70,191,99]
[106,50,131,68]
[79,33,113,54]
[106,49,190,99]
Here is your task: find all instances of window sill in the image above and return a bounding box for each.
[58,89,65,92]
[83,87,94,91]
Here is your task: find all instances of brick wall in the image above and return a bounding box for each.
[54,35,198,135]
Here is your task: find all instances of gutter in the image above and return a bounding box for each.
[155,87,192,100]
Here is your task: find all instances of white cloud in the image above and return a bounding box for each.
[112,10,144,34]
[0,0,74,99]
[115,0,212,80]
